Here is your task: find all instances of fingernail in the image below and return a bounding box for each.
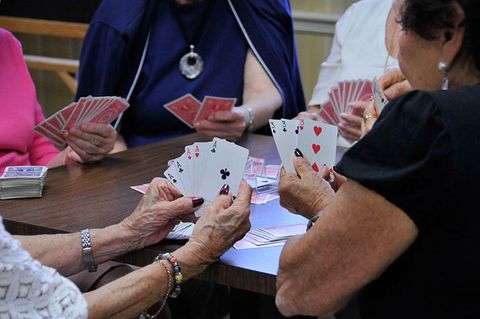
[219,184,230,195]
[192,197,204,207]
[294,148,304,157]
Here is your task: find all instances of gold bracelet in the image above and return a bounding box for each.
[139,260,172,319]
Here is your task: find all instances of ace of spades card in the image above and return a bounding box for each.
[269,119,299,173]
[297,118,338,173]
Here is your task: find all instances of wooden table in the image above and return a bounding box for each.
[0,134,308,296]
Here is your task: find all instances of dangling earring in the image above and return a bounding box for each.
[438,60,449,90]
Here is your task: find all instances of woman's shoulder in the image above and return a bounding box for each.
[89,0,149,33]
[0,28,22,53]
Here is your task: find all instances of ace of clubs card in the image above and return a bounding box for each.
[197,138,249,202]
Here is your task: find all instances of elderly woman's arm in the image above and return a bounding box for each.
[194,49,282,141]
[85,181,251,318]
[276,158,418,317]
[15,178,202,276]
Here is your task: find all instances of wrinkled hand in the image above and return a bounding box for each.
[194,108,247,141]
[279,156,335,219]
[338,100,370,141]
[120,178,201,249]
[180,181,252,270]
[378,68,412,101]
[65,123,116,163]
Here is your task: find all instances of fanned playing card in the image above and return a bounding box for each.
[270,118,337,174]
[298,118,338,172]
[34,96,129,148]
[318,79,372,125]
[269,119,299,173]
[194,96,236,122]
[163,138,249,216]
[372,77,389,114]
[163,94,202,128]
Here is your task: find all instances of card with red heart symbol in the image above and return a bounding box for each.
[297,118,338,173]
[270,118,337,174]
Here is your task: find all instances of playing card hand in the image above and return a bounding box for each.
[295,111,321,122]
[379,68,412,100]
[120,178,203,249]
[279,154,335,219]
[65,122,116,163]
[338,100,371,141]
[179,181,251,271]
[194,108,247,141]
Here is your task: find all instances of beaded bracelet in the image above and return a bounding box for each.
[157,252,183,298]
[139,260,172,319]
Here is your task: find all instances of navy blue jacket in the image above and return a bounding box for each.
[76,0,305,120]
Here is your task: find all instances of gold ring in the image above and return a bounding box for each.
[363,113,374,122]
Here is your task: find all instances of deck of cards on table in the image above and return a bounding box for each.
[270,118,338,173]
[34,96,129,148]
[164,94,237,128]
[0,166,48,200]
[234,224,306,250]
[164,138,249,216]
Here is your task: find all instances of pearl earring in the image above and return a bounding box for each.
[438,60,449,90]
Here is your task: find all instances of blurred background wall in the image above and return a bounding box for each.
[0,0,356,116]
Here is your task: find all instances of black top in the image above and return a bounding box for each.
[336,84,480,319]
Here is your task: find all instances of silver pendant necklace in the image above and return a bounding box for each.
[171,0,212,80]
[179,44,204,80]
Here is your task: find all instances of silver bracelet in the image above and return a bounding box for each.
[80,229,97,272]
[241,106,255,131]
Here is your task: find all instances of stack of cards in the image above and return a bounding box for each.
[270,118,338,173]
[164,138,250,216]
[319,79,373,125]
[34,96,129,148]
[234,224,305,249]
[164,94,237,128]
[0,166,48,200]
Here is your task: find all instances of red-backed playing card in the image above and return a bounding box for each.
[164,94,202,128]
[194,96,236,123]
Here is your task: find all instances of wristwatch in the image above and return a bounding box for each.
[81,229,97,272]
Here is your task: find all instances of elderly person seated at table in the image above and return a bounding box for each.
[76,0,305,146]
[0,28,117,174]
[275,0,480,318]
[0,179,251,318]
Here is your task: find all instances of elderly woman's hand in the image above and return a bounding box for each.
[279,155,335,219]
[194,108,247,142]
[119,178,203,249]
[379,68,412,101]
[175,181,252,274]
[64,122,117,163]
[338,100,370,141]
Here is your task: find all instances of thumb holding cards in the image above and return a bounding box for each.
[186,181,252,265]
[278,151,335,219]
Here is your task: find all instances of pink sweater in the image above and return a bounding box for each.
[0,29,59,174]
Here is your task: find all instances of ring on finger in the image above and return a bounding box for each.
[363,113,374,122]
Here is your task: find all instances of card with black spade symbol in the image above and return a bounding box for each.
[269,119,300,173]
[164,138,249,216]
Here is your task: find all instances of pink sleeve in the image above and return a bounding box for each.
[29,101,60,165]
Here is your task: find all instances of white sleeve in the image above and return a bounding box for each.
[0,218,88,319]
[308,6,353,106]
